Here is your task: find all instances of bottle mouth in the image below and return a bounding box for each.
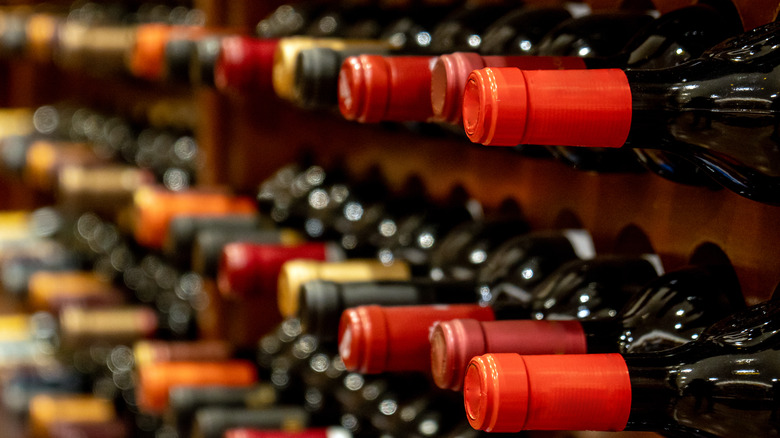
[337,305,386,373]
[429,59,449,120]
[338,55,390,123]
[462,77,486,141]
[431,52,485,124]
[430,318,485,391]
[217,242,253,299]
[337,56,365,121]
[463,360,488,424]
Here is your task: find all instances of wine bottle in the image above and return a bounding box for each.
[0,245,83,297]
[377,190,479,275]
[338,303,497,374]
[339,54,439,123]
[427,2,525,54]
[133,339,234,366]
[28,394,118,438]
[56,165,156,217]
[426,211,530,282]
[1,364,88,416]
[163,213,276,269]
[131,186,257,249]
[27,270,125,313]
[299,279,479,343]
[479,5,578,56]
[278,258,412,317]
[224,427,353,438]
[463,20,780,204]
[191,227,305,279]
[273,37,393,103]
[166,385,276,438]
[135,360,258,414]
[46,420,128,438]
[129,23,206,82]
[256,2,331,38]
[366,388,465,437]
[531,11,655,172]
[464,297,780,435]
[302,0,396,39]
[476,229,595,309]
[294,46,391,110]
[191,406,311,438]
[218,241,346,300]
[431,262,745,390]
[430,3,738,126]
[58,306,160,345]
[214,36,281,96]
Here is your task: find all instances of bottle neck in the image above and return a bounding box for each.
[578,319,626,353]
[624,339,780,435]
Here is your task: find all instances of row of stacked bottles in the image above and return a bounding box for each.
[2,0,780,203]
[0,0,778,438]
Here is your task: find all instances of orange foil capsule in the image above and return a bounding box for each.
[129,24,201,81]
[137,360,258,413]
[132,186,257,249]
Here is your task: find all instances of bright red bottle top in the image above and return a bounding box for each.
[217,242,332,299]
[462,67,633,147]
[225,427,352,438]
[215,36,279,95]
[464,353,632,432]
[431,53,587,124]
[338,303,496,374]
[430,319,587,390]
[338,55,437,123]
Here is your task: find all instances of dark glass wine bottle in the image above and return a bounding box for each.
[431,263,745,390]
[427,2,525,54]
[426,212,531,283]
[464,297,780,436]
[256,2,331,38]
[476,230,595,310]
[533,11,655,172]
[299,279,479,343]
[464,20,780,204]
[478,6,575,56]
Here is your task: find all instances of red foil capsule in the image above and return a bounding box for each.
[338,304,496,374]
[429,319,587,390]
[431,52,587,124]
[217,242,340,300]
[215,36,280,95]
[462,67,632,147]
[464,353,631,432]
[338,55,437,123]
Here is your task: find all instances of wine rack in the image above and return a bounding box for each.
[0,0,779,437]
[185,0,780,305]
